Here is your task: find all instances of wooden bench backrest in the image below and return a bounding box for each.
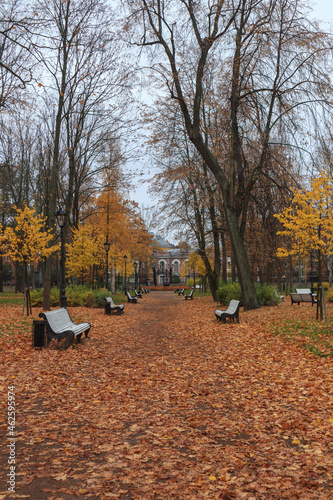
[226,299,240,314]
[43,308,72,331]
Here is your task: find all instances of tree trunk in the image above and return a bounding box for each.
[328,255,333,286]
[225,206,259,310]
[221,232,227,283]
[15,262,23,293]
[42,258,52,310]
[0,254,3,293]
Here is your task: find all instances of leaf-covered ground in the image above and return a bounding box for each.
[0,292,333,499]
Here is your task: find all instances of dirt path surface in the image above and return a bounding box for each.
[0,292,333,499]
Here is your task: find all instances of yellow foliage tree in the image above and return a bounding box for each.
[4,205,58,263]
[66,223,100,283]
[275,170,333,319]
[2,204,59,315]
[91,189,155,290]
[185,251,208,288]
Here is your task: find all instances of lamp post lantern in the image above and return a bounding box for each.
[123,254,128,295]
[104,241,110,290]
[56,206,67,308]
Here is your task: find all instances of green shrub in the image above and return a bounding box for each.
[216,281,280,306]
[30,289,43,307]
[186,278,194,288]
[89,288,112,307]
[255,283,280,306]
[216,282,242,305]
[326,287,333,302]
[30,286,121,308]
[30,288,59,307]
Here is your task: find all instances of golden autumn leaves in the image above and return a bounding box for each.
[275,170,333,260]
[0,204,58,264]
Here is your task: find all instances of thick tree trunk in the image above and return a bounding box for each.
[42,259,52,310]
[221,232,227,283]
[198,250,219,301]
[225,206,259,310]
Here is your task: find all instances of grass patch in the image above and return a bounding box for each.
[0,291,24,306]
[269,318,333,357]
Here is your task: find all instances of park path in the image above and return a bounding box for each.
[1,291,333,499]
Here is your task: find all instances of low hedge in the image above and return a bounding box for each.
[30,286,124,308]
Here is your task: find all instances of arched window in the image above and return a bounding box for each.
[173,261,179,272]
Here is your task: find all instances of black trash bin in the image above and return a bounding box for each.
[105,298,111,315]
[32,320,46,348]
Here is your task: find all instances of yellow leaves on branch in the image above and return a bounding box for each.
[1,204,59,263]
[66,223,99,277]
[186,251,207,275]
[275,170,333,258]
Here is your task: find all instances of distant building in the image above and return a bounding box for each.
[152,236,190,285]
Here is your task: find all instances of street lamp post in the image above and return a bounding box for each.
[134,260,138,289]
[124,254,128,295]
[137,261,140,290]
[104,241,110,290]
[56,207,67,308]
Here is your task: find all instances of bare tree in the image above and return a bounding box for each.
[125,0,333,309]
[0,0,38,111]
[33,0,132,308]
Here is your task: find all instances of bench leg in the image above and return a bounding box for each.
[76,333,83,343]
[66,332,75,348]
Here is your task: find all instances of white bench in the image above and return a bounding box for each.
[127,291,138,303]
[177,288,185,296]
[39,308,91,348]
[185,290,194,300]
[105,297,125,315]
[215,299,240,323]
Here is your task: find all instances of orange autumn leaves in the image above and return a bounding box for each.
[66,190,155,278]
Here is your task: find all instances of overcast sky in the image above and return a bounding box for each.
[130,0,333,209]
[311,0,333,24]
